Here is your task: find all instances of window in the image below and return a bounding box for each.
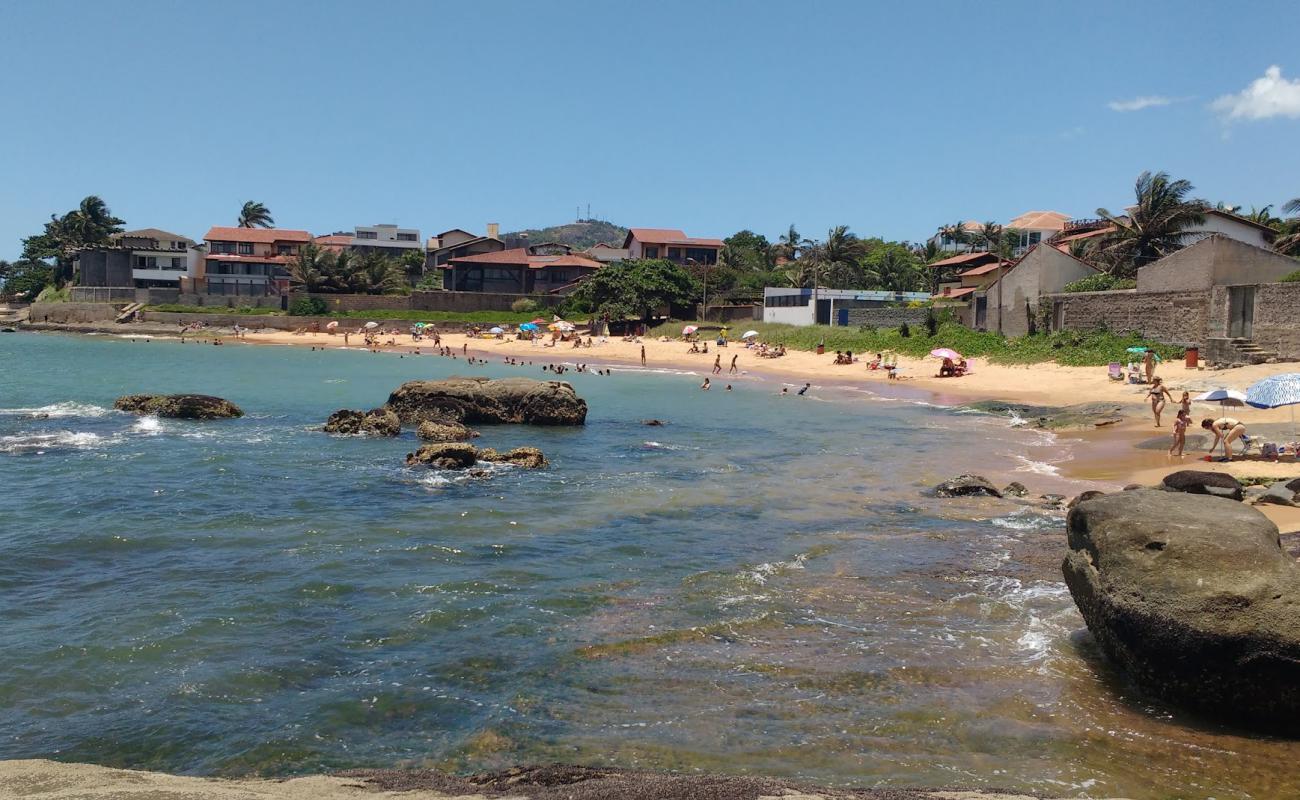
[238,242,254,255]
[685,247,716,264]
[356,230,378,239]
[211,241,235,254]
[764,294,810,307]
[396,233,418,242]
[276,245,294,255]
[667,247,683,260]
[173,240,185,250]
[644,245,659,258]
[170,257,184,270]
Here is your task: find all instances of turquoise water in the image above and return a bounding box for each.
[2,331,1298,798]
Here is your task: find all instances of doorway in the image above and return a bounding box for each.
[1228,286,1255,339]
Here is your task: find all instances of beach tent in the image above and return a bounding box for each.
[741,330,759,339]
[1246,373,1300,438]
[519,323,538,332]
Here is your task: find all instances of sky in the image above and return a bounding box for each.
[1,0,1298,259]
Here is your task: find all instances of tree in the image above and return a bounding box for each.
[775,224,809,262]
[938,221,969,252]
[1093,171,1207,277]
[977,221,1003,253]
[238,201,275,228]
[348,251,407,294]
[0,259,55,298]
[570,259,700,322]
[19,195,125,283]
[400,249,427,283]
[1276,197,1300,257]
[288,244,337,293]
[1246,205,1282,228]
[803,225,868,289]
[862,244,924,292]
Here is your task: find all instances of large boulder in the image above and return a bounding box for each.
[1161,469,1244,501]
[323,408,401,436]
[933,474,1001,498]
[1062,489,1300,731]
[114,394,243,419]
[405,443,480,469]
[386,377,586,426]
[1254,481,1297,507]
[479,446,548,469]
[416,420,478,442]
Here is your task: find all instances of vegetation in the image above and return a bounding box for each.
[654,320,1182,367]
[288,296,328,316]
[1277,197,1300,257]
[237,201,274,229]
[20,195,125,284]
[289,245,406,295]
[0,259,56,298]
[1093,171,1207,277]
[34,284,70,303]
[145,304,281,315]
[569,258,700,322]
[1063,273,1137,292]
[1280,270,1300,283]
[333,309,541,323]
[510,297,541,313]
[500,219,627,250]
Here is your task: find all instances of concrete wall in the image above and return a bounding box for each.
[292,291,562,313]
[844,307,927,329]
[68,287,282,308]
[1136,235,1299,293]
[1046,288,1210,346]
[988,247,1098,337]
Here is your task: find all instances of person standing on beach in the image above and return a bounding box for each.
[729,354,738,374]
[1147,377,1173,427]
[712,354,722,375]
[1142,349,1159,384]
[1170,409,1189,457]
[640,345,646,367]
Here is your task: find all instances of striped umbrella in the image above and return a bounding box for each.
[1246,373,1300,438]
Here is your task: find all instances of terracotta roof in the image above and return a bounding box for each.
[957,261,1007,277]
[1053,226,1114,245]
[929,251,1002,268]
[445,248,601,270]
[1008,210,1070,231]
[932,286,978,299]
[205,226,312,243]
[623,228,725,248]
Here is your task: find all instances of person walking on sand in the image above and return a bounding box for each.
[729,354,738,374]
[1147,377,1173,427]
[712,354,722,375]
[1142,349,1159,384]
[1202,416,1250,461]
[640,345,646,367]
[1170,409,1189,457]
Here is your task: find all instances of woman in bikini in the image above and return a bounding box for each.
[1147,377,1174,427]
[1201,417,1249,461]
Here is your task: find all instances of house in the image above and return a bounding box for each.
[926,220,984,253]
[1051,209,1276,256]
[200,226,313,296]
[585,242,630,263]
[76,228,201,288]
[982,244,1100,336]
[763,287,930,326]
[623,228,723,265]
[427,224,505,268]
[349,224,423,259]
[442,243,602,294]
[1136,234,1300,293]
[1007,210,1070,256]
[929,252,1011,327]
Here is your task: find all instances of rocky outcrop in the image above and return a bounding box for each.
[1002,481,1029,498]
[405,443,547,470]
[1255,481,1298,507]
[479,446,548,469]
[964,400,1127,430]
[1062,489,1300,732]
[386,377,586,426]
[114,394,243,419]
[933,474,1001,498]
[416,420,478,442]
[1161,469,1244,501]
[323,408,401,437]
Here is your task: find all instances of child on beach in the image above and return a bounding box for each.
[1170,409,1189,456]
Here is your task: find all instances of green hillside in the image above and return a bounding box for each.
[500,219,627,250]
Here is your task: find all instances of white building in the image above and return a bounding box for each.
[926,220,984,253]
[120,228,200,287]
[349,224,423,258]
[763,287,930,326]
[1006,210,1070,256]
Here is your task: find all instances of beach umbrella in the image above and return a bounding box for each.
[1194,388,1247,407]
[325,321,338,330]
[531,318,549,325]
[930,348,962,360]
[519,322,538,332]
[414,322,426,328]
[489,326,504,334]
[742,330,759,339]
[1126,346,1149,354]
[682,325,698,335]
[364,321,379,329]
[556,321,575,331]
[1246,373,1300,439]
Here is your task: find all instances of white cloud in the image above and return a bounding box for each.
[1108,95,1175,112]
[1210,65,1300,121]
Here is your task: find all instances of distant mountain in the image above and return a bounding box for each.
[500,219,627,251]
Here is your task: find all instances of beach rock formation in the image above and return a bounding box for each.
[1161,469,1244,501]
[1003,481,1029,497]
[1254,482,1298,507]
[405,443,548,470]
[1068,490,1106,508]
[933,474,1001,498]
[479,446,548,469]
[114,394,243,419]
[386,377,586,426]
[416,420,479,442]
[323,408,401,437]
[1062,489,1300,732]
[964,400,1126,430]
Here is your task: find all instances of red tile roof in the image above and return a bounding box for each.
[623,228,725,248]
[957,262,1007,277]
[929,251,1002,268]
[932,286,978,299]
[445,248,602,270]
[205,226,312,244]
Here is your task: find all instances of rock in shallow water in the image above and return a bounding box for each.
[478,446,548,469]
[114,394,243,419]
[933,474,1002,498]
[323,408,401,436]
[1062,489,1300,732]
[405,443,547,470]
[386,377,586,426]
[416,420,478,442]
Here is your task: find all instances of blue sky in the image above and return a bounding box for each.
[2,0,1298,259]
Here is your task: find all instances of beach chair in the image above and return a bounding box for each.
[1108,362,1123,381]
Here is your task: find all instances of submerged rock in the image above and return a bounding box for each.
[323,408,401,437]
[479,446,548,469]
[933,474,1001,498]
[1063,489,1300,732]
[386,377,586,426]
[964,400,1128,430]
[1003,481,1029,497]
[1161,469,1244,501]
[416,420,478,442]
[114,393,243,419]
[405,443,479,469]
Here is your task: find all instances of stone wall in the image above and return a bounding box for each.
[844,307,928,329]
[1235,281,1300,359]
[1046,289,1210,346]
[290,291,564,314]
[27,302,121,325]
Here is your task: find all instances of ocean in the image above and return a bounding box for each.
[1,331,1296,798]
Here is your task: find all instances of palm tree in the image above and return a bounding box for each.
[863,247,923,292]
[288,244,334,292]
[1275,198,1300,256]
[775,224,808,262]
[938,221,971,253]
[977,221,1003,253]
[1093,171,1207,277]
[238,201,275,229]
[347,251,406,294]
[1246,205,1282,228]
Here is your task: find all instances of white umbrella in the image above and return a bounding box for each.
[1194,388,1247,407]
[741,330,759,339]
[1246,373,1300,439]
[325,321,339,330]
[364,321,379,329]
[489,326,504,334]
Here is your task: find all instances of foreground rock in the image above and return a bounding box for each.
[323,408,401,436]
[114,394,243,419]
[1161,469,1244,501]
[416,419,478,442]
[0,759,1130,800]
[386,377,586,426]
[405,443,547,470]
[1063,489,1300,732]
[933,474,1001,498]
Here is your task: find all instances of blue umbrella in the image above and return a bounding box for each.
[519,323,538,332]
[1246,373,1300,438]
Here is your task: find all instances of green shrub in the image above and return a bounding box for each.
[511,297,541,313]
[288,297,328,316]
[924,308,938,337]
[1063,273,1136,293]
[899,322,910,338]
[1280,270,1300,283]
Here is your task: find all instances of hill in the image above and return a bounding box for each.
[500,219,627,251]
